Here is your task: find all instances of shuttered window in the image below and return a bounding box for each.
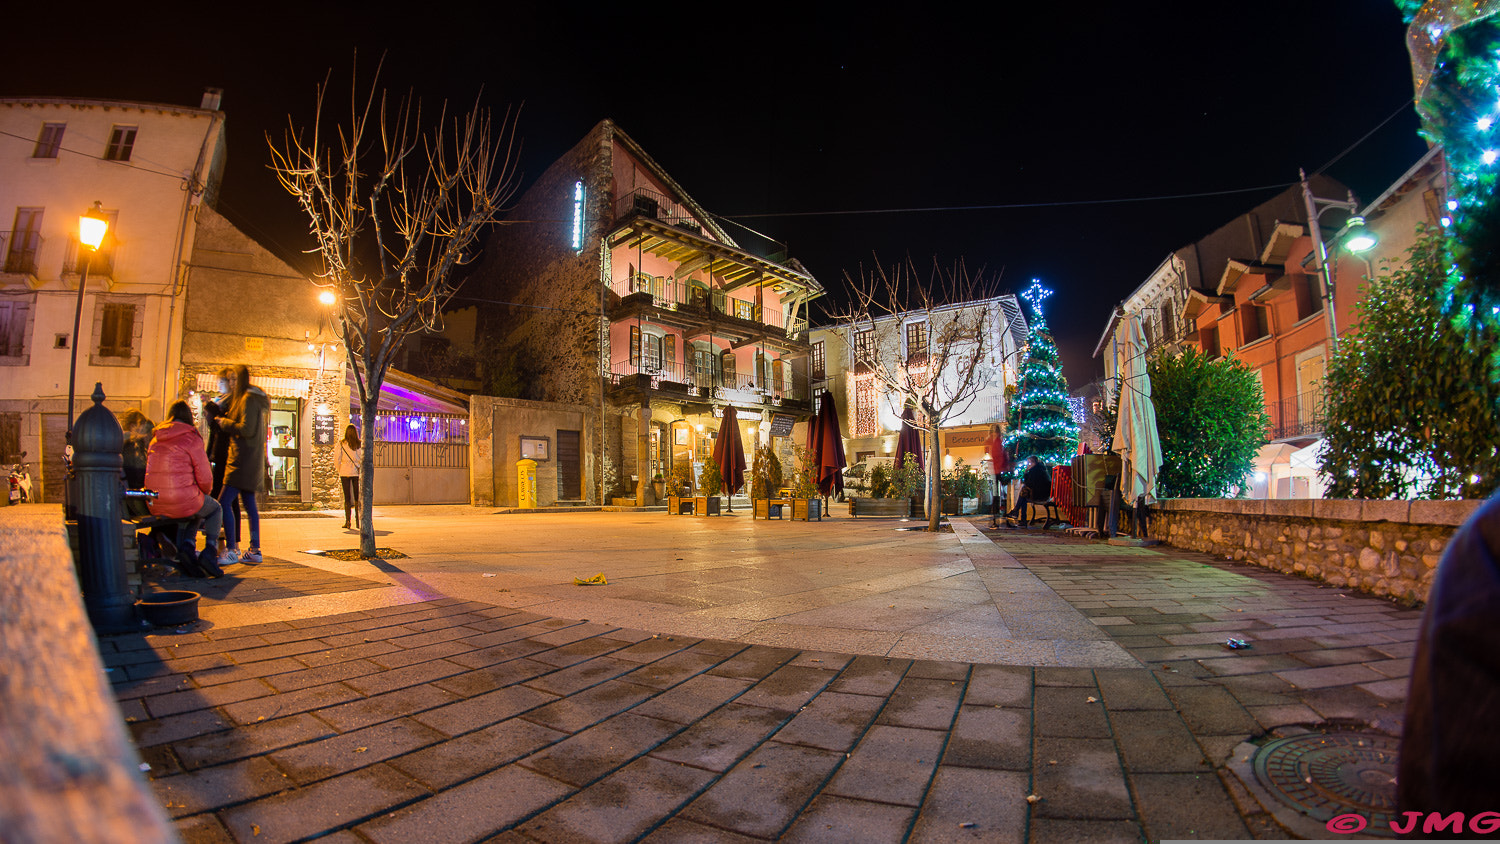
[99,303,135,357]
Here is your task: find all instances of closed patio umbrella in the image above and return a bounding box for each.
[713,405,747,513]
[816,392,846,498]
[894,405,925,474]
[1109,313,1162,535]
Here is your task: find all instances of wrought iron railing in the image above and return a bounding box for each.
[614,187,702,230]
[1,232,42,276]
[609,360,806,402]
[1266,389,1325,440]
[611,273,807,337]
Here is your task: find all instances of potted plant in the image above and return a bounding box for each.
[666,465,695,515]
[751,443,787,519]
[889,453,925,518]
[787,446,823,521]
[941,458,984,515]
[850,456,918,518]
[695,460,723,516]
[651,472,665,501]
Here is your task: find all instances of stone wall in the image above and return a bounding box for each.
[1150,498,1485,605]
[470,395,599,507]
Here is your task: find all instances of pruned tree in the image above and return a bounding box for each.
[832,257,1006,531]
[269,61,521,555]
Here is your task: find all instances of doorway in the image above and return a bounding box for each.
[267,397,301,497]
[557,429,582,500]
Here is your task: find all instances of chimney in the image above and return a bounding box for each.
[200,88,223,111]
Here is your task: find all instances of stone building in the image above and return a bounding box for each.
[464,120,824,506]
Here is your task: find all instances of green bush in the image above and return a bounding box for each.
[1147,346,1268,498]
[868,463,891,499]
[888,454,923,499]
[941,457,983,498]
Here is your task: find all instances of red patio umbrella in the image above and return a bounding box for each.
[713,405,747,512]
[894,405,926,474]
[816,392,846,497]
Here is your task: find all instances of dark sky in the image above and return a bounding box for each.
[5,2,1428,385]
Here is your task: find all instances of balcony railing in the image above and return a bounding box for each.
[609,360,807,403]
[1,231,42,276]
[611,273,808,337]
[1267,389,1326,441]
[63,240,115,278]
[614,187,703,232]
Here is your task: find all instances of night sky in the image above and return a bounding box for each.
[4,1,1429,385]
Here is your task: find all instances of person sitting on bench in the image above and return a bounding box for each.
[1008,456,1052,525]
[144,401,224,577]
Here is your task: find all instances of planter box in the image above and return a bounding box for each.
[754,498,790,520]
[694,496,722,516]
[941,496,981,516]
[849,497,908,518]
[791,498,822,521]
[667,495,694,515]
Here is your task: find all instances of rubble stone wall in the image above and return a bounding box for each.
[1150,498,1485,605]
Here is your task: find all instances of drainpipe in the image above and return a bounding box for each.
[160,94,224,414]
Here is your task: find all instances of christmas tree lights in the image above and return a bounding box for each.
[1398,1,1500,322]
[1003,280,1080,472]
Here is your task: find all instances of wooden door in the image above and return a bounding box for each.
[556,430,582,500]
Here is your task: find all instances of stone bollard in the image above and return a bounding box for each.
[73,383,139,633]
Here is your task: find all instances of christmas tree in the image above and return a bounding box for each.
[1003,280,1080,473]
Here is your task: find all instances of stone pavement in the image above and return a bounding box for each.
[107,511,1421,843]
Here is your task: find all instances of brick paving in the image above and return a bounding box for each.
[107,518,1420,842]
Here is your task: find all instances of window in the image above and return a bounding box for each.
[721,349,737,388]
[643,333,663,372]
[5,208,43,275]
[853,328,875,363]
[811,340,825,379]
[1239,303,1269,344]
[629,325,640,366]
[33,124,65,158]
[64,209,119,276]
[104,126,137,162]
[1161,302,1176,343]
[0,297,34,362]
[663,334,675,375]
[733,299,755,321]
[905,321,928,362]
[1295,273,1325,322]
[99,303,136,357]
[1199,325,1220,358]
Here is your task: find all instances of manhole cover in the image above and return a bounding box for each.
[1251,731,1399,833]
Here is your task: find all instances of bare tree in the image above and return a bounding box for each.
[269,62,521,555]
[831,257,1007,531]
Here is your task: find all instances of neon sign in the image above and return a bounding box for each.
[571,180,584,251]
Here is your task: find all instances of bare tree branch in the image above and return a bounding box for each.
[268,56,522,555]
[829,256,1007,531]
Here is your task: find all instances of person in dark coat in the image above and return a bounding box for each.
[1397,494,1500,825]
[214,365,269,565]
[144,401,224,577]
[1008,456,1052,524]
[120,408,154,490]
[202,368,240,540]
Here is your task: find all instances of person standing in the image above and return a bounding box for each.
[202,368,240,542]
[144,401,223,577]
[215,365,269,565]
[984,423,1013,529]
[336,424,362,530]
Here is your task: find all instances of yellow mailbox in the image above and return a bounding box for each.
[517,459,538,509]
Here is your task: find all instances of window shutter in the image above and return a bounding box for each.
[630,326,640,366]
[663,334,675,371]
[721,350,736,387]
[0,301,21,356]
[100,303,135,357]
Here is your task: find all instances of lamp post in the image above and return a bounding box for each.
[67,202,111,435]
[1299,170,1378,353]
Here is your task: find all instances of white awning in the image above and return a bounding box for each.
[195,373,310,399]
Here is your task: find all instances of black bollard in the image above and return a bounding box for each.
[74,383,139,633]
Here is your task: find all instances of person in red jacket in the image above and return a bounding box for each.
[145,401,224,577]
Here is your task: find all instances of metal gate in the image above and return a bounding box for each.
[369,412,469,504]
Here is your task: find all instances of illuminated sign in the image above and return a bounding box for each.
[571,180,584,250]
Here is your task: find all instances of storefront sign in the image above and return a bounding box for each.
[244,337,264,352]
[943,428,989,449]
[312,413,339,445]
[768,413,796,437]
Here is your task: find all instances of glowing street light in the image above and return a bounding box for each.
[67,202,111,435]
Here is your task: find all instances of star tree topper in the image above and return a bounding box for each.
[1021,279,1053,322]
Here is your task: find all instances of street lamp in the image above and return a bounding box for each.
[67,202,110,436]
[1298,170,1369,353]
